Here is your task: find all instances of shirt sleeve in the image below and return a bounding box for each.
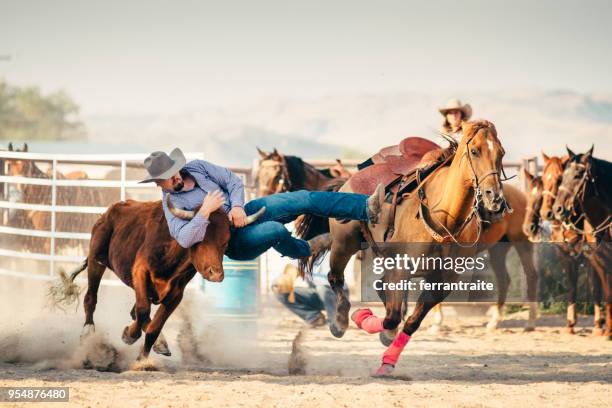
[196,160,245,208]
[162,193,210,248]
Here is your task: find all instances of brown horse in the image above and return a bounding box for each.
[553,147,611,339]
[308,120,523,375]
[4,143,107,254]
[255,148,350,195]
[532,153,605,334]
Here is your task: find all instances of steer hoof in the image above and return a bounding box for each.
[80,324,96,342]
[372,363,395,377]
[153,338,171,356]
[122,326,141,345]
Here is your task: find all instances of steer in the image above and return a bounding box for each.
[56,196,264,360]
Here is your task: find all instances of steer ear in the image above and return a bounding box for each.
[523,168,534,183]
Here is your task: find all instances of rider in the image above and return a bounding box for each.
[439,98,472,140]
[141,148,384,261]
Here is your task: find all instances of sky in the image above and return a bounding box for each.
[1,0,612,115]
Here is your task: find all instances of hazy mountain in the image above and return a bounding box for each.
[84,89,612,166]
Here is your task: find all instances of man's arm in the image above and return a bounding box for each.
[162,193,210,248]
[195,160,245,208]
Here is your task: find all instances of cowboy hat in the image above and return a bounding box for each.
[139,147,187,183]
[438,98,472,120]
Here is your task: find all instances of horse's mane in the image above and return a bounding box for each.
[592,156,612,200]
[284,155,307,190]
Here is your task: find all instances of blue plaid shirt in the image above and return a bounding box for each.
[162,160,245,248]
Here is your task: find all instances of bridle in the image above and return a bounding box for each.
[256,156,292,195]
[558,161,611,236]
[416,129,510,247]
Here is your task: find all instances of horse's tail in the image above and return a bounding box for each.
[296,177,347,275]
[47,258,88,311]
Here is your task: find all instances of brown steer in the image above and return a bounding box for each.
[60,196,264,360]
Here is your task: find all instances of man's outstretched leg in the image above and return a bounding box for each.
[244,185,385,226]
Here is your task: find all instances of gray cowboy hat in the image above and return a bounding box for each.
[139,148,187,183]
[438,98,472,120]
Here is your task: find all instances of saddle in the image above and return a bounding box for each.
[350,136,455,243]
[350,137,442,196]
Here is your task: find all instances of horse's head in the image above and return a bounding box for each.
[553,146,594,222]
[329,159,352,179]
[5,142,30,179]
[540,152,568,221]
[522,169,543,240]
[255,147,289,196]
[458,120,506,212]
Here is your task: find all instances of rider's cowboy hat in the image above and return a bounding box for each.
[438,98,472,120]
[139,148,187,183]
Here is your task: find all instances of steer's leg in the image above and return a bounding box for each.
[122,261,150,345]
[129,303,171,356]
[138,286,184,360]
[82,257,106,340]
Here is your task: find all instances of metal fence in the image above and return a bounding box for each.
[0,150,537,289]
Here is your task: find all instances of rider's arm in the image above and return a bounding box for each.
[193,160,245,209]
[162,193,210,248]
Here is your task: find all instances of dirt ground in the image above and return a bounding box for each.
[1,285,610,408]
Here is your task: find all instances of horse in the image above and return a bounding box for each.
[553,146,611,339]
[4,142,106,254]
[255,147,350,195]
[302,120,525,375]
[524,162,605,335]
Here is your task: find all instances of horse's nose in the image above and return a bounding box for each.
[529,223,537,233]
[544,210,554,220]
[553,204,565,218]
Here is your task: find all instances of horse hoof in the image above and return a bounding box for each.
[153,339,172,356]
[486,320,500,332]
[523,326,535,333]
[80,324,95,342]
[372,363,394,377]
[379,331,394,347]
[329,321,346,338]
[591,327,604,337]
[564,326,576,335]
[122,326,140,345]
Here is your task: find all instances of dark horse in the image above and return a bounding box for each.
[255,147,350,195]
[553,146,611,339]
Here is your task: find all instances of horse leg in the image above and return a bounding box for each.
[139,287,184,360]
[328,221,361,338]
[564,253,579,334]
[515,243,538,331]
[428,304,444,334]
[589,248,612,339]
[81,259,106,340]
[486,245,511,332]
[587,257,604,335]
[373,280,450,376]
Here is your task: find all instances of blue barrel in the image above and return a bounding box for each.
[200,256,259,318]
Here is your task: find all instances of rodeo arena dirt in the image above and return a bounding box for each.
[0,146,609,408]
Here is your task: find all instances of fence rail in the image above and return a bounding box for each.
[0,150,539,287]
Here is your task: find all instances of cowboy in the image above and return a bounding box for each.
[141,148,384,260]
[439,98,472,139]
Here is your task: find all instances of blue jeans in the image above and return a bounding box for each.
[225,190,368,260]
[275,285,348,325]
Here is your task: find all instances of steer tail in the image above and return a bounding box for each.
[296,177,345,276]
[47,258,88,311]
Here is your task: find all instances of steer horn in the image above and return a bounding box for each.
[166,194,266,225]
